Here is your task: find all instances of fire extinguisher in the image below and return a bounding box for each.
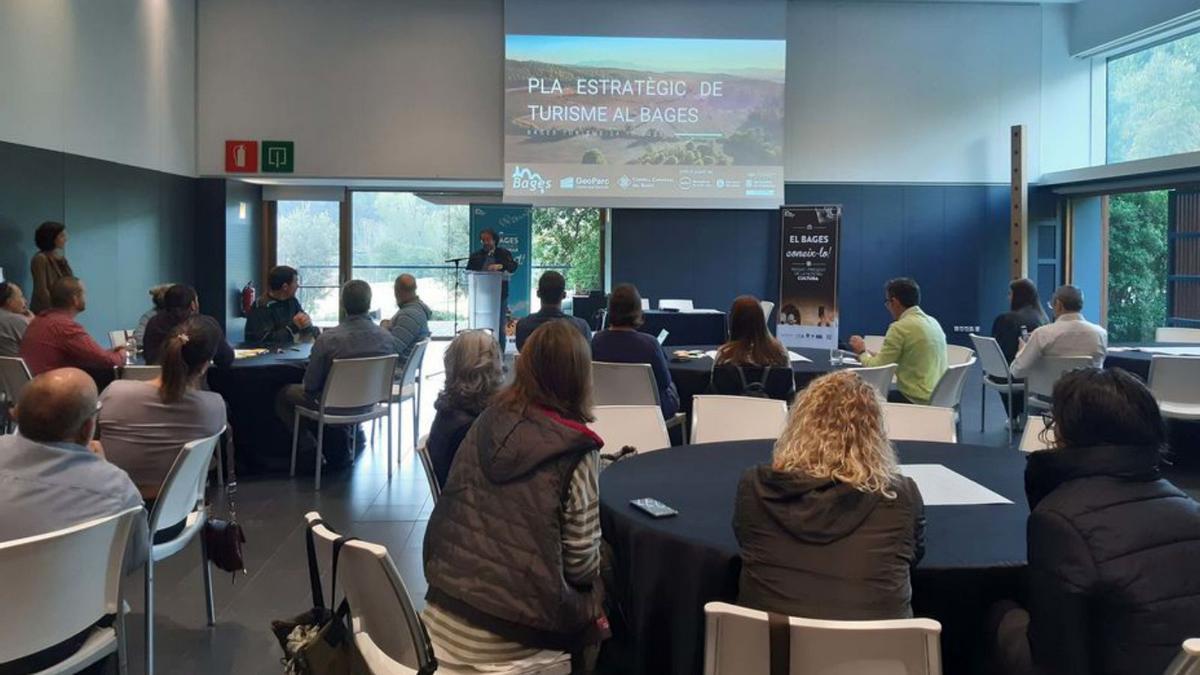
[241,281,256,316]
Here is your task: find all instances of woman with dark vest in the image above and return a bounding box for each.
[422,320,606,672]
[29,221,73,315]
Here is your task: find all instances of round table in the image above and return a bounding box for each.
[1104,344,1200,457]
[599,440,1029,675]
[668,346,838,413]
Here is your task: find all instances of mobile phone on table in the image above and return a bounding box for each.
[630,498,678,518]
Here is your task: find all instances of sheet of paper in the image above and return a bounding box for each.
[234,348,268,360]
[1136,346,1200,356]
[787,351,811,363]
[1106,347,1137,353]
[898,464,1013,506]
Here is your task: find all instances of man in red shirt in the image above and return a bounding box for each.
[21,277,125,375]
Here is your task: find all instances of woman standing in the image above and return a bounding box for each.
[29,221,73,314]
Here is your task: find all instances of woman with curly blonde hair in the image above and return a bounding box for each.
[734,369,926,619]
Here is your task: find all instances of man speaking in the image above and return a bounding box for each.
[466,228,519,351]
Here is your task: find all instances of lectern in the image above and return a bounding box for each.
[467,271,509,339]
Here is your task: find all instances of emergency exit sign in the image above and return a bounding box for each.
[261,141,294,173]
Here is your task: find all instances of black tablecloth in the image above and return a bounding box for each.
[599,440,1029,675]
[635,311,728,347]
[667,347,839,413]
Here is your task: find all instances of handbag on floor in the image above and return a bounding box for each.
[204,432,247,576]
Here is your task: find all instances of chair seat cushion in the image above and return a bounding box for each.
[1159,402,1200,420]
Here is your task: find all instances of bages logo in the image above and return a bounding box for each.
[511,166,551,194]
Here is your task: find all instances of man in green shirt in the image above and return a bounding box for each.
[849,278,947,404]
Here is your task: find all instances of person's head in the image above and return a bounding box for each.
[1051,285,1084,318]
[536,271,567,309]
[1009,278,1043,314]
[148,283,174,310]
[496,320,593,423]
[14,367,99,446]
[439,329,503,414]
[161,284,199,323]
[607,284,644,329]
[1049,367,1165,450]
[35,221,67,252]
[0,281,27,315]
[773,370,898,496]
[394,274,418,305]
[49,276,85,313]
[159,316,222,404]
[341,279,372,317]
[267,265,299,298]
[722,295,782,364]
[480,228,498,251]
[883,277,920,320]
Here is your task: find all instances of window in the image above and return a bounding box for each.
[1107,30,1200,164]
[1107,191,1169,342]
[276,200,341,327]
[529,207,603,311]
[351,192,470,337]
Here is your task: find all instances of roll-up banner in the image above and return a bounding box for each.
[470,203,533,340]
[777,205,841,350]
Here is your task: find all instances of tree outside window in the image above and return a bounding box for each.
[1107,31,1200,164]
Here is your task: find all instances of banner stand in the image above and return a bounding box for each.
[777,205,841,351]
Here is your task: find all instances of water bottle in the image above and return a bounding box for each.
[830,348,844,366]
[125,336,137,365]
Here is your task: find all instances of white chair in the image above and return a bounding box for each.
[108,329,132,349]
[946,344,975,366]
[144,429,224,675]
[882,403,957,443]
[415,434,441,503]
[0,356,32,434]
[1165,638,1200,675]
[850,364,897,399]
[703,602,942,675]
[291,354,398,490]
[659,299,694,312]
[115,364,162,381]
[589,405,671,454]
[0,507,141,675]
[1148,356,1200,421]
[1019,415,1055,452]
[691,395,788,445]
[641,298,650,311]
[970,334,1022,443]
[863,335,886,354]
[929,358,976,439]
[760,300,775,326]
[592,361,686,432]
[1024,356,1094,414]
[389,339,430,452]
[1156,327,1200,344]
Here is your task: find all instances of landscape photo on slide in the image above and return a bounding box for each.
[505,35,785,169]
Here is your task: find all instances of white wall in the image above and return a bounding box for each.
[1069,0,1200,56]
[1039,3,1097,175]
[0,0,196,176]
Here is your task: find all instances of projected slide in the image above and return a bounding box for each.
[504,35,785,208]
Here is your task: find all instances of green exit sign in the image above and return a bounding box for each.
[261,141,294,173]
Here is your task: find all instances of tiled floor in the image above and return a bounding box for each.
[123,360,1199,674]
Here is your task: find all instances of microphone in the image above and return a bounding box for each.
[444,256,469,263]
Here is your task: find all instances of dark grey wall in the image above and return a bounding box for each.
[0,140,196,340]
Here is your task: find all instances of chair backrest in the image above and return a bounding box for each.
[641,298,650,311]
[659,299,694,312]
[1156,327,1200,344]
[149,429,223,534]
[1019,415,1055,452]
[0,356,32,404]
[882,403,956,443]
[711,365,796,402]
[593,361,660,406]
[863,335,886,354]
[355,631,418,675]
[969,334,1011,381]
[760,301,775,326]
[929,359,976,409]
[118,364,162,381]
[1164,639,1200,675]
[850,364,897,398]
[1149,356,1200,405]
[108,329,131,349]
[691,395,788,444]
[945,344,975,366]
[415,435,441,500]
[703,602,942,675]
[398,339,430,388]
[0,507,141,662]
[321,355,399,410]
[589,405,671,454]
[1025,356,1094,402]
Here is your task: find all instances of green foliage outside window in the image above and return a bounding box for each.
[1107,31,1200,163]
[1107,191,1168,343]
[532,207,602,295]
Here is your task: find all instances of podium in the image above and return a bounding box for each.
[467,271,509,338]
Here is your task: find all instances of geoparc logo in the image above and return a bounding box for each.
[511,166,551,194]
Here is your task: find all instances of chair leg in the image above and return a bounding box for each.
[352,424,359,465]
[387,411,394,480]
[144,556,155,675]
[1006,384,1015,445]
[979,382,986,432]
[200,520,215,626]
[290,410,301,477]
[314,421,325,491]
[116,598,129,675]
[412,396,419,451]
[216,437,225,487]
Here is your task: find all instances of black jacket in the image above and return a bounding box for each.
[734,465,925,620]
[244,295,318,345]
[466,247,518,301]
[1024,445,1200,675]
[991,306,1048,364]
[425,401,480,490]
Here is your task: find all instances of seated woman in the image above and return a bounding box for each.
[992,368,1200,675]
[426,329,502,489]
[423,321,607,672]
[734,369,925,619]
[133,283,172,345]
[990,278,1048,364]
[715,295,788,368]
[98,316,228,503]
[143,284,234,367]
[590,283,680,419]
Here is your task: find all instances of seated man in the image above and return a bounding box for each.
[381,273,432,369]
[849,277,947,404]
[515,271,591,352]
[275,280,399,464]
[1010,284,1107,379]
[20,277,125,375]
[0,280,33,357]
[245,265,319,344]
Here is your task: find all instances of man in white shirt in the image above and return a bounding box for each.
[1010,285,1107,378]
